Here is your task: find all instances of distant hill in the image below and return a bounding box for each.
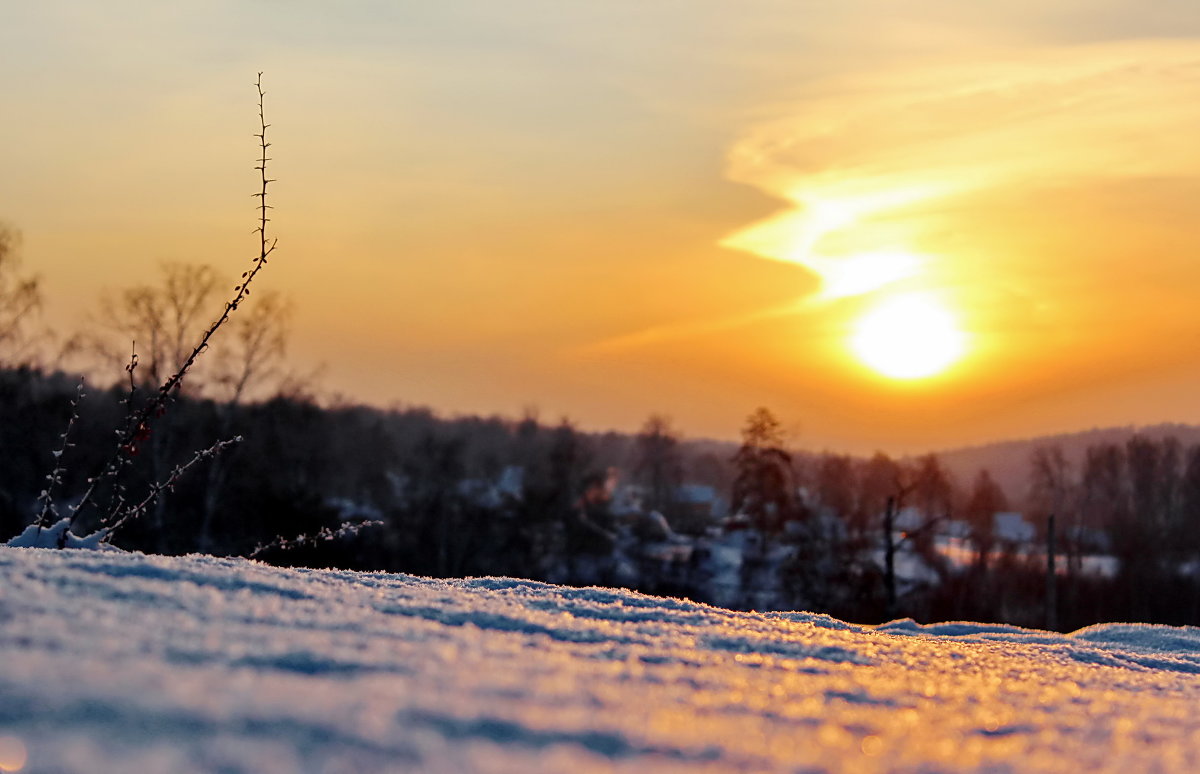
[683,424,1200,508]
[933,423,1200,505]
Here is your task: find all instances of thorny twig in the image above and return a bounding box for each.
[105,342,142,522]
[67,74,278,537]
[247,521,384,560]
[102,436,243,538]
[33,378,86,533]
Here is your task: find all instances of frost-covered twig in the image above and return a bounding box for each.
[69,74,278,531]
[101,436,243,539]
[33,378,86,532]
[101,343,142,524]
[247,520,384,560]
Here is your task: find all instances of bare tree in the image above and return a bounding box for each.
[815,453,855,522]
[197,290,294,550]
[1178,445,1200,560]
[633,414,682,516]
[93,262,220,390]
[1081,443,1126,530]
[1030,444,1078,573]
[909,453,954,524]
[964,469,1008,570]
[859,452,902,535]
[0,225,43,366]
[1030,445,1073,515]
[209,289,293,404]
[85,262,294,404]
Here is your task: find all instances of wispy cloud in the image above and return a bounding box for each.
[722,39,1200,300]
[591,39,1200,358]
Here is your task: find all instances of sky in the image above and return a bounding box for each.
[5,1,1200,454]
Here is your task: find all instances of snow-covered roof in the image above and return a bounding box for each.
[496,465,524,498]
[993,511,1035,543]
[676,484,717,503]
[939,519,972,539]
[893,506,926,531]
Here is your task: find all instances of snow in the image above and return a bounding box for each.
[5,519,113,550]
[993,512,1035,544]
[3,548,1200,773]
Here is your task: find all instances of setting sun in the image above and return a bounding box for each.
[851,293,966,380]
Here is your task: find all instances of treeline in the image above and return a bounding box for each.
[0,365,723,568]
[8,360,1200,631]
[1026,437,1200,624]
[783,435,1200,628]
[6,226,1200,628]
[8,364,1200,629]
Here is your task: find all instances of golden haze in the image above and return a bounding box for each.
[5,5,1200,452]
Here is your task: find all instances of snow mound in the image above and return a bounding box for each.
[5,518,113,550]
[2,547,1199,773]
[878,617,1200,674]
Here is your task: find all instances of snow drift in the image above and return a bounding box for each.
[2,547,1199,773]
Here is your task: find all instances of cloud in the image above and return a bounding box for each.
[721,38,1200,301]
[592,38,1200,360]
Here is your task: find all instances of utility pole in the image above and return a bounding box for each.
[884,496,897,615]
[1046,513,1058,631]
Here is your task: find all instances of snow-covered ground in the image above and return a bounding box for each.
[3,548,1200,773]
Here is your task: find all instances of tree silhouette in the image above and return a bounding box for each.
[633,414,682,516]
[0,226,42,366]
[964,469,1008,570]
[732,407,793,533]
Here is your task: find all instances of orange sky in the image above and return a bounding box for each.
[6,2,1200,454]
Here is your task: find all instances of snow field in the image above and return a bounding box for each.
[2,547,1200,773]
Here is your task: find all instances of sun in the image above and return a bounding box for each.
[851,293,966,380]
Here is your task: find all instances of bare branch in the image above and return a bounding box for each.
[247,520,384,561]
[70,74,280,534]
[33,379,86,532]
[101,436,243,537]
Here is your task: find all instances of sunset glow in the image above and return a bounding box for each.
[815,250,925,302]
[851,293,966,380]
[7,3,1200,451]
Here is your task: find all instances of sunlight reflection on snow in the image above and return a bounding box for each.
[0,737,27,773]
